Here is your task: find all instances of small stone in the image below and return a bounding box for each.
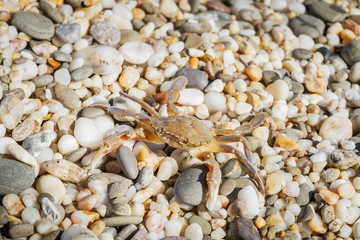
[188,215,211,235]
[329,149,360,170]
[298,204,315,222]
[108,180,131,202]
[40,0,63,23]
[237,186,259,219]
[321,168,340,182]
[119,41,154,65]
[11,12,54,40]
[0,206,9,225]
[296,184,311,206]
[142,15,164,28]
[245,64,262,82]
[36,175,66,204]
[0,158,35,195]
[32,75,53,88]
[54,23,81,44]
[292,48,312,60]
[119,30,142,44]
[119,66,140,89]
[266,173,285,195]
[90,21,121,46]
[309,1,347,23]
[175,67,208,90]
[274,134,300,151]
[61,225,98,240]
[180,22,212,34]
[54,84,80,109]
[9,223,34,238]
[111,203,131,216]
[136,166,154,189]
[341,40,360,66]
[262,70,281,85]
[221,159,242,179]
[266,80,290,101]
[319,189,339,205]
[308,213,328,234]
[349,62,360,83]
[2,193,25,216]
[86,173,132,186]
[22,130,56,157]
[185,34,204,49]
[116,146,138,180]
[11,119,35,142]
[174,165,208,206]
[290,14,325,39]
[321,205,335,224]
[228,216,260,240]
[102,216,143,227]
[319,116,352,142]
[71,65,93,82]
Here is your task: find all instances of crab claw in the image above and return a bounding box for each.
[204,157,222,211]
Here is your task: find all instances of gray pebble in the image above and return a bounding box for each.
[119,30,142,45]
[43,230,61,240]
[108,179,131,202]
[329,70,348,83]
[71,65,93,82]
[54,84,80,109]
[352,115,360,135]
[185,34,204,49]
[329,149,360,170]
[53,51,72,62]
[131,19,145,31]
[143,15,164,28]
[309,1,347,23]
[262,70,281,85]
[32,75,53,87]
[265,195,278,206]
[290,81,304,94]
[341,39,360,66]
[136,166,154,189]
[102,216,143,227]
[219,179,236,196]
[116,146,138,180]
[283,231,301,240]
[189,0,200,13]
[40,0,63,23]
[11,12,54,40]
[86,173,132,186]
[296,183,312,206]
[115,224,137,240]
[321,168,340,182]
[329,81,351,91]
[188,215,211,235]
[195,11,231,26]
[65,147,89,162]
[228,216,260,240]
[292,48,312,60]
[90,21,121,46]
[289,14,325,39]
[237,9,262,23]
[265,207,277,216]
[29,233,43,240]
[298,204,315,222]
[13,57,27,65]
[180,22,212,34]
[9,223,34,239]
[81,106,106,118]
[0,206,9,225]
[221,159,243,179]
[54,23,81,44]
[321,205,335,224]
[349,62,360,83]
[0,158,35,195]
[22,130,56,157]
[111,203,131,216]
[139,2,159,14]
[175,67,209,90]
[174,165,208,206]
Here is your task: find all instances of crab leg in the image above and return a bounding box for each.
[203,155,222,211]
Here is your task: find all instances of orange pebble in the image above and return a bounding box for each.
[47,58,61,68]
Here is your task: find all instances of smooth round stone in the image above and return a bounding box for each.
[86,173,132,186]
[119,41,154,64]
[341,40,360,66]
[350,62,360,83]
[188,215,211,235]
[102,216,143,227]
[39,0,63,23]
[289,14,325,39]
[54,68,71,85]
[32,75,53,88]
[296,184,312,206]
[11,12,54,40]
[8,143,38,168]
[292,48,312,60]
[175,67,209,90]
[262,70,281,85]
[180,22,212,34]
[298,204,315,222]
[219,179,236,196]
[265,80,289,101]
[204,92,228,113]
[54,23,81,44]
[136,166,154,189]
[221,159,242,179]
[108,180,131,201]
[0,158,35,195]
[174,165,208,206]
[11,60,38,81]
[178,88,204,106]
[237,186,259,219]
[61,225,98,240]
[195,11,232,26]
[266,172,285,195]
[36,175,66,204]
[116,146,138,180]
[228,216,260,240]
[71,65,93,82]
[119,30,142,44]
[54,84,80,109]
[53,51,72,62]
[317,47,331,63]
[235,102,252,115]
[57,135,79,155]
[74,118,102,149]
[319,116,352,142]
[0,137,16,154]
[309,1,347,23]
[9,223,34,238]
[90,21,121,46]
[72,45,124,75]
[184,223,203,240]
[185,34,204,49]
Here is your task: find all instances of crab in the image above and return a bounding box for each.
[88,77,270,210]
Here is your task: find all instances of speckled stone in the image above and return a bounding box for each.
[9,223,34,239]
[90,21,121,46]
[329,149,360,170]
[0,158,35,194]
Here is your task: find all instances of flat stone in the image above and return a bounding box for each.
[174,165,208,206]
[0,158,35,195]
[219,179,236,196]
[309,1,347,23]
[53,51,72,62]
[102,216,143,227]
[108,180,131,202]
[71,65,93,82]
[32,75,53,87]
[221,159,243,179]
[175,67,209,90]
[116,146,138,180]
[342,40,360,66]
[11,12,54,40]
[188,215,211,235]
[65,147,89,163]
[180,22,212,34]
[40,0,63,23]
[292,48,312,60]
[86,173,132,186]
[54,84,80,109]
[142,14,165,28]
[9,223,34,239]
[228,216,260,240]
[289,14,325,39]
[90,21,121,46]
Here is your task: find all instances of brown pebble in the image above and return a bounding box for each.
[219,179,236,196]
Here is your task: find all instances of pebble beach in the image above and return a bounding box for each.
[2,0,360,239]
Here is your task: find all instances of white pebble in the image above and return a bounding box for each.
[11,60,38,81]
[237,186,259,219]
[0,137,16,154]
[21,207,41,225]
[204,92,228,113]
[165,220,182,237]
[57,135,79,155]
[168,42,184,54]
[184,223,203,240]
[54,68,71,85]
[178,89,204,106]
[235,102,252,115]
[119,41,154,64]
[74,118,103,149]
[266,80,289,101]
[36,175,66,204]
